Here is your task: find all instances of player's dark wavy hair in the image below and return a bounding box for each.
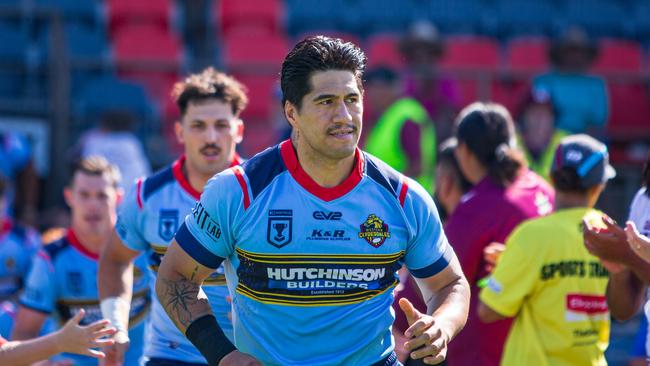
[455,102,527,187]
[172,67,248,117]
[550,167,588,194]
[438,138,472,193]
[281,36,366,110]
[641,152,650,197]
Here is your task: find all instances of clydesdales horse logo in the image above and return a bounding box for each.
[358,214,391,248]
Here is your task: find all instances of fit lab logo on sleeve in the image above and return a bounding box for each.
[192,202,221,242]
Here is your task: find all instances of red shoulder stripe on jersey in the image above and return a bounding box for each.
[67,229,99,261]
[232,166,250,209]
[398,177,409,207]
[230,153,242,167]
[135,178,144,209]
[172,155,201,200]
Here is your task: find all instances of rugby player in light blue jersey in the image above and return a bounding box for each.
[13,157,150,365]
[0,175,41,338]
[98,68,247,366]
[157,36,470,366]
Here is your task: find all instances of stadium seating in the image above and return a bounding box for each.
[233,73,279,121]
[216,0,283,37]
[426,0,486,34]
[0,23,30,97]
[591,39,642,75]
[34,0,100,27]
[107,0,174,34]
[562,0,628,38]
[74,76,155,125]
[354,0,417,35]
[505,37,550,75]
[285,0,346,35]
[222,33,288,72]
[494,0,557,37]
[365,34,404,69]
[113,24,183,67]
[608,83,650,138]
[439,35,500,72]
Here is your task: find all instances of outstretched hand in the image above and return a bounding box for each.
[399,298,449,365]
[55,309,117,359]
[626,221,650,264]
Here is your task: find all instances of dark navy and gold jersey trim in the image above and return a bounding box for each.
[176,223,225,269]
[147,242,227,285]
[235,248,403,306]
[409,245,454,278]
[236,280,398,306]
[235,247,405,264]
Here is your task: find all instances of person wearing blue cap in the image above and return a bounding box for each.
[478,134,616,366]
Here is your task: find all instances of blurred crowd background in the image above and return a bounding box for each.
[0,1,649,363]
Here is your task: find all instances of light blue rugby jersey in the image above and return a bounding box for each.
[176,140,454,366]
[0,220,40,300]
[0,219,41,337]
[116,155,238,363]
[19,230,150,365]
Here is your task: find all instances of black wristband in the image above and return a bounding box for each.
[185,314,236,366]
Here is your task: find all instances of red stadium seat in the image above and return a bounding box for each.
[591,39,642,75]
[216,0,284,37]
[505,37,549,74]
[232,73,279,120]
[113,24,183,67]
[490,79,530,116]
[439,36,500,72]
[365,34,404,69]
[608,83,650,138]
[107,0,174,34]
[222,34,288,72]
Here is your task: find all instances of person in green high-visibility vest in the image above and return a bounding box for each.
[363,68,437,192]
[516,88,568,181]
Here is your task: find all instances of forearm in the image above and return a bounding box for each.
[626,254,650,285]
[155,266,213,333]
[422,276,470,340]
[98,254,134,333]
[606,269,645,321]
[0,332,61,366]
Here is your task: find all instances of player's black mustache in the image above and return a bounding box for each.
[200,145,222,154]
[326,124,357,134]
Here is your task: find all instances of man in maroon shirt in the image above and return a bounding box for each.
[445,102,554,366]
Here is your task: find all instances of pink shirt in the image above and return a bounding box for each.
[445,170,554,366]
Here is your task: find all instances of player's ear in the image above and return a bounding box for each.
[284,101,298,129]
[63,186,73,207]
[116,187,125,205]
[234,118,244,144]
[174,120,184,144]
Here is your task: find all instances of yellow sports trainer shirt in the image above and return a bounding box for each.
[480,208,610,366]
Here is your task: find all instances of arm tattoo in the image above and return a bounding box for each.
[190,265,199,281]
[159,277,201,329]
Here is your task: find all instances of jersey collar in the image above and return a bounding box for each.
[279,139,364,202]
[66,229,99,261]
[172,154,242,200]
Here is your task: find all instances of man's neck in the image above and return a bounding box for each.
[70,223,106,255]
[293,141,356,188]
[554,192,590,211]
[183,157,232,194]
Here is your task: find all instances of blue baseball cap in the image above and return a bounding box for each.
[551,134,616,188]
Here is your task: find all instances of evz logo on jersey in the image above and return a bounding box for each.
[267,210,292,248]
[66,271,83,295]
[359,214,391,248]
[313,211,342,220]
[158,209,179,241]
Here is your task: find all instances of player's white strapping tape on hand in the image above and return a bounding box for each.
[100,297,131,343]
